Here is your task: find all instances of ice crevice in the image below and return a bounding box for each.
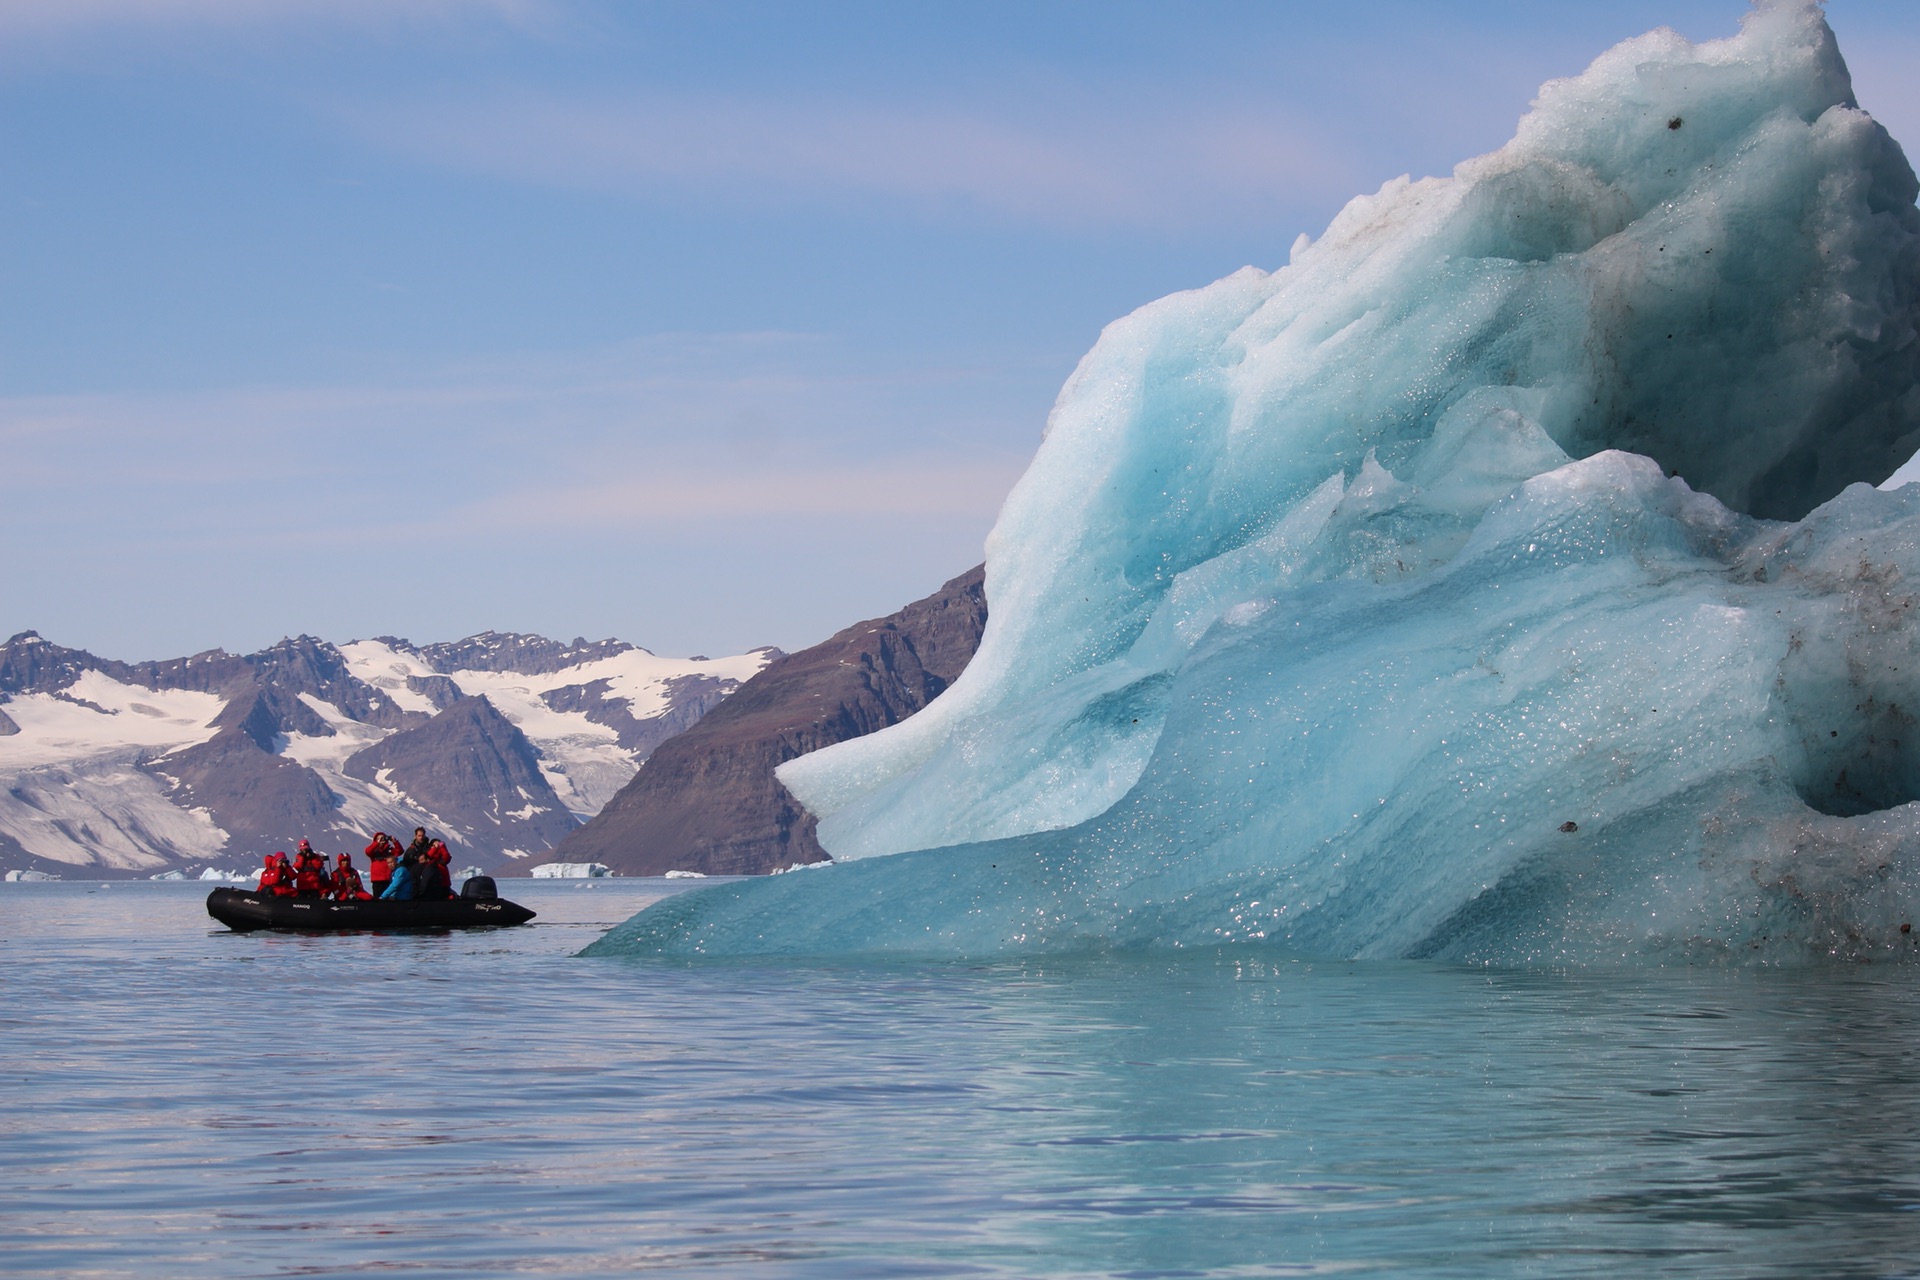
[591,1,1920,963]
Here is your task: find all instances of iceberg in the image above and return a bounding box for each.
[589,2,1920,963]
[531,862,612,879]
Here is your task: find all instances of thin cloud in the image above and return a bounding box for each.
[0,335,1044,548]
[458,458,1028,529]
[0,0,553,37]
[338,88,1366,233]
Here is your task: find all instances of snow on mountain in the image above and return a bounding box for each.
[0,630,778,876]
[338,637,770,815]
[0,672,225,768]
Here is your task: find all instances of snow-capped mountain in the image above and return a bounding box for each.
[0,630,777,876]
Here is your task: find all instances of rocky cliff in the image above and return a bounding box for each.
[551,566,987,876]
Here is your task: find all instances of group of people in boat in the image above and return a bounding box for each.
[254,828,456,902]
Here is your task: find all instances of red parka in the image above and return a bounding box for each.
[259,853,297,897]
[421,840,454,900]
[330,854,372,901]
[293,850,328,897]
[364,834,395,883]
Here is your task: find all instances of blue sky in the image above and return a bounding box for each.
[4,0,1916,661]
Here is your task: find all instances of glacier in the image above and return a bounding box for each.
[588,2,1920,963]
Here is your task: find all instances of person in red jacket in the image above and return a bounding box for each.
[256,852,295,897]
[292,842,328,898]
[330,852,372,901]
[364,832,397,898]
[420,840,454,900]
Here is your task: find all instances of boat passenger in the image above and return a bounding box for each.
[257,852,296,898]
[420,840,454,900]
[292,843,329,898]
[331,853,372,901]
[381,850,419,901]
[364,832,397,897]
[383,828,429,900]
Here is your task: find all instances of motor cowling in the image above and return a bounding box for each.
[460,875,498,901]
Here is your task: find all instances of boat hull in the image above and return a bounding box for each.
[206,887,536,932]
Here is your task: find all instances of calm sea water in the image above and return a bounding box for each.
[3,879,1920,1278]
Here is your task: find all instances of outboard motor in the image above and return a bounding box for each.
[460,875,498,901]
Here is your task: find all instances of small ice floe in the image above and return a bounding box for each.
[529,862,612,879]
[148,871,187,881]
[4,869,59,882]
[663,869,706,879]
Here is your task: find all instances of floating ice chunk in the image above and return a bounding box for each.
[531,861,611,879]
[779,1,1920,873]
[594,3,1920,963]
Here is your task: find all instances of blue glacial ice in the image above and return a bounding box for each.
[588,2,1920,963]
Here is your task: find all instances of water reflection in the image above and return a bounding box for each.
[946,960,1920,1275]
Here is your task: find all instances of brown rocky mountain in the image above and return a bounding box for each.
[342,695,578,856]
[550,565,988,876]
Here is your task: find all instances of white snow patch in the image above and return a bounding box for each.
[337,639,440,714]
[0,674,224,769]
[282,694,392,770]
[0,756,228,868]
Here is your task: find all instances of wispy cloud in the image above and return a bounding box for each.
[336,87,1365,233]
[460,457,1026,529]
[0,333,1044,546]
[0,0,554,38]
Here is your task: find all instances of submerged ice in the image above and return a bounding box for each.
[591,3,1920,962]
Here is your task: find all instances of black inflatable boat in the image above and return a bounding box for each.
[207,877,535,932]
